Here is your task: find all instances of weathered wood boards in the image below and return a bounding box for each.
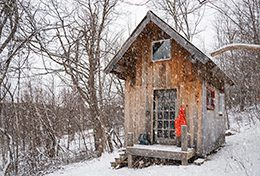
[127,132,134,147]
[123,22,203,152]
[127,144,195,166]
[105,11,232,164]
[181,125,188,152]
[126,126,191,167]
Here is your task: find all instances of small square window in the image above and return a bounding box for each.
[207,86,215,110]
[152,39,171,61]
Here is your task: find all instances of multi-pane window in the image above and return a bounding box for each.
[153,89,177,143]
[152,39,171,61]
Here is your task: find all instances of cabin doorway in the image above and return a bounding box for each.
[153,89,177,144]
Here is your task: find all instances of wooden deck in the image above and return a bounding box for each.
[126,144,195,167]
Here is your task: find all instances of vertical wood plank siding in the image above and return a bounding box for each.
[124,23,203,149]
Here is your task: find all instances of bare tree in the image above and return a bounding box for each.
[0,1,40,174]
[0,127,13,176]
[211,43,260,57]
[150,0,207,41]
[32,0,121,156]
[0,0,125,175]
[211,0,260,111]
[0,0,37,87]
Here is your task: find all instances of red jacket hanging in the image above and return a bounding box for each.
[175,105,187,137]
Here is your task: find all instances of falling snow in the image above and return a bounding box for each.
[45,108,260,176]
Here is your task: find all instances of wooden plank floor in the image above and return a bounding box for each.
[126,144,195,167]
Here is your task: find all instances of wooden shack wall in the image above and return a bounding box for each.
[124,23,203,149]
[201,82,226,156]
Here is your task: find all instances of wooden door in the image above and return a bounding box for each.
[153,89,177,144]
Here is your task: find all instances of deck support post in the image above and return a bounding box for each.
[181,125,188,151]
[127,132,134,168]
[128,154,133,168]
[127,132,134,147]
[181,154,188,165]
[181,125,188,165]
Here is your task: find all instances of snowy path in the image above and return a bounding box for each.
[46,121,260,176]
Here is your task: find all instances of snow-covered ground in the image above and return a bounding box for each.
[59,129,95,154]
[46,108,260,176]
[0,159,2,176]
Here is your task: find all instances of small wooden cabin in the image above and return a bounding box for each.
[105,11,233,165]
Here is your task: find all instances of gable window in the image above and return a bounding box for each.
[152,39,171,61]
[206,86,215,110]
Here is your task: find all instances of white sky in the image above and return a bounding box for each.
[12,0,219,97]
[115,0,217,53]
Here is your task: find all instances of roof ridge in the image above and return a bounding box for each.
[104,11,234,85]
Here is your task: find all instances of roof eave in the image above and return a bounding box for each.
[104,10,210,74]
[104,11,234,86]
[104,12,153,74]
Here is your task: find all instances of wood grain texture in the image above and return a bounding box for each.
[123,23,203,149]
[122,21,226,157]
[126,144,195,166]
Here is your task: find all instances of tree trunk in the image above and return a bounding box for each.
[93,119,104,157]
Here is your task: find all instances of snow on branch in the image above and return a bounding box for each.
[210,43,260,57]
[0,127,13,176]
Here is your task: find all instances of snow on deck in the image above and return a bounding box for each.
[129,144,194,152]
[127,144,195,165]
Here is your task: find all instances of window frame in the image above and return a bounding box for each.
[219,93,224,115]
[206,85,215,110]
[151,39,171,62]
[153,88,178,145]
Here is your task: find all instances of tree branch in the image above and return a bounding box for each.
[211,43,260,57]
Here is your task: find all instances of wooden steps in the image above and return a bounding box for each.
[110,150,128,169]
[111,144,196,169]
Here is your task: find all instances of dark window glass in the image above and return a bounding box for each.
[164,130,169,138]
[158,121,162,128]
[152,39,171,61]
[207,86,215,110]
[158,130,163,138]
[170,130,175,138]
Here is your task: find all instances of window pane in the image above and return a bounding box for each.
[219,93,224,114]
[164,111,169,119]
[158,130,162,138]
[164,121,169,129]
[170,111,175,119]
[158,121,162,129]
[152,39,171,61]
[207,86,215,110]
[164,130,169,138]
[170,130,175,138]
[158,112,163,119]
[170,120,174,129]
